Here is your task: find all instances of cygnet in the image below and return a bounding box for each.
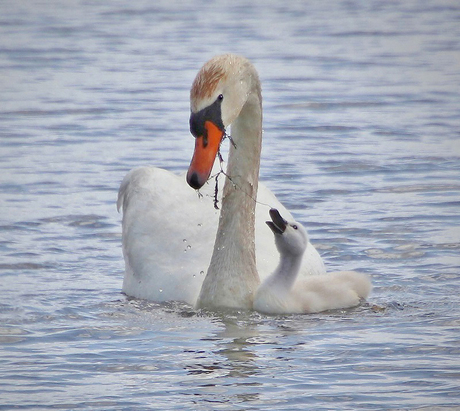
[253,209,372,314]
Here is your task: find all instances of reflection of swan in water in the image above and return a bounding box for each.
[253,209,372,314]
[118,54,325,308]
[185,314,260,384]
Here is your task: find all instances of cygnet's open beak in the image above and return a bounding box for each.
[266,208,287,235]
[186,99,225,190]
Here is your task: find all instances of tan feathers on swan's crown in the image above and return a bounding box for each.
[190,54,253,113]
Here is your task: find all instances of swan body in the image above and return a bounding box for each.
[117,166,325,305]
[253,209,372,314]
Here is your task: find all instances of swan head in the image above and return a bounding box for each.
[266,209,309,256]
[186,54,261,189]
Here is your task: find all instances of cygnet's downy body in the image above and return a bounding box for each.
[253,209,372,315]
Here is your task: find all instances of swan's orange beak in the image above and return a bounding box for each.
[187,120,224,189]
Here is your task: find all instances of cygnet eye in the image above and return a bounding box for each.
[292,224,298,230]
[218,94,224,101]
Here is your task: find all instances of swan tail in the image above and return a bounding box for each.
[117,171,131,213]
[117,166,156,213]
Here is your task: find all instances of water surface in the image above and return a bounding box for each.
[1,1,460,409]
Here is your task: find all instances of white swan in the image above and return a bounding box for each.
[117,54,326,307]
[253,209,372,314]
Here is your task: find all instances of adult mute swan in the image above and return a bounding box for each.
[118,54,326,307]
[253,209,372,314]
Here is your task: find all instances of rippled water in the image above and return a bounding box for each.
[1,1,460,409]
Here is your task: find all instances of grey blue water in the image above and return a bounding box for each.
[1,1,459,409]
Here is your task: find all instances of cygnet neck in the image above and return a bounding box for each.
[269,245,304,292]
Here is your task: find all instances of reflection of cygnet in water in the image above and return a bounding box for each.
[253,209,372,315]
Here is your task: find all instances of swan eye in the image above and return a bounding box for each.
[292,225,298,230]
[218,94,224,101]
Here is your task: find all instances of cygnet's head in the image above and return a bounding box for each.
[266,209,309,256]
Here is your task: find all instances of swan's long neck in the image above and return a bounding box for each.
[197,91,262,310]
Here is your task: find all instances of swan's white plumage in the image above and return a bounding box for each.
[118,53,371,311]
[253,214,372,315]
[117,165,326,305]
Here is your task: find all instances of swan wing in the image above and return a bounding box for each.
[118,166,218,304]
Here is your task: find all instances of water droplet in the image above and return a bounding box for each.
[159,289,163,293]
[187,245,191,250]
[197,223,202,227]
[200,271,204,275]
[183,239,187,242]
